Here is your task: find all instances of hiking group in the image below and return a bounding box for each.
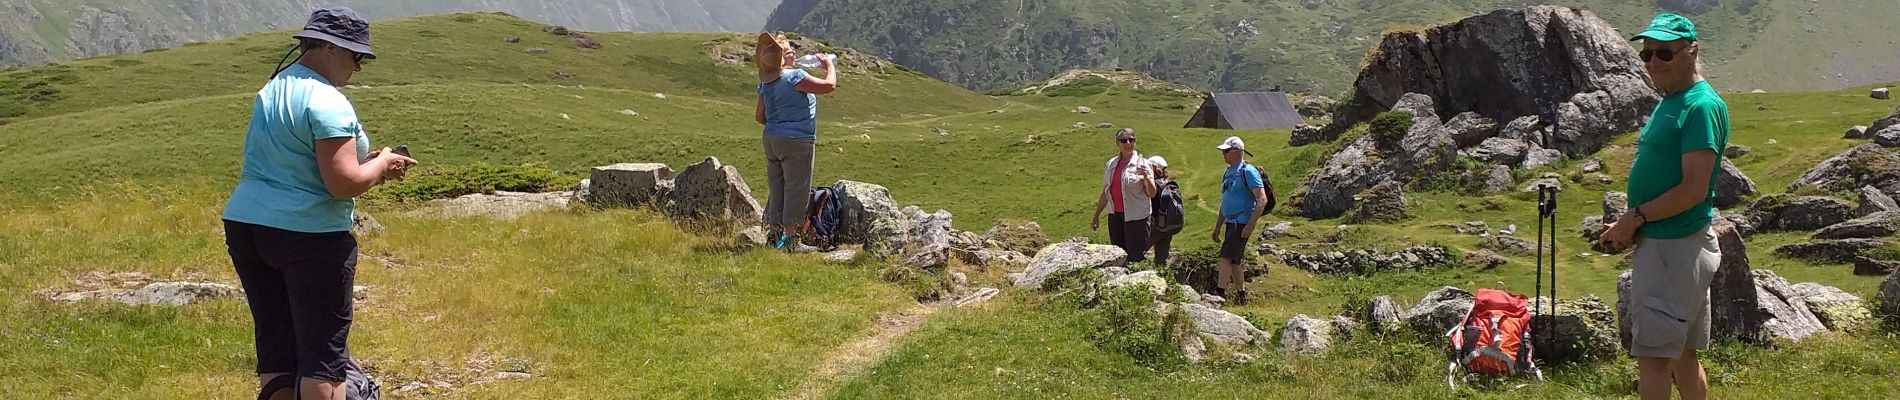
[218,5,1728,399]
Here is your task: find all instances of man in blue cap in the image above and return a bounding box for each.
[1599,12,1729,400]
[224,6,411,400]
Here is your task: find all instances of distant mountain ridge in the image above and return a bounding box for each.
[767,0,1900,94]
[0,0,781,66]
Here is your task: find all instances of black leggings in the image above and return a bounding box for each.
[225,220,358,381]
[1150,231,1175,267]
[1107,213,1151,263]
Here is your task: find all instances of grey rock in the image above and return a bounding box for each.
[1482,235,1536,256]
[1520,148,1564,169]
[1443,112,1499,148]
[1483,165,1514,192]
[1331,315,1359,342]
[524,47,548,54]
[1713,160,1757,208]
[983,220,1051,255]
[823,248,860,263]
[570,179,591,204]
[1464,249,1507,269]
[1845,125,1871,139]
[666,157,763,229]
[1774,239,1891,263]
[1528,295,1620,365]
[735,226,769,247]
[1876,126,1900,148]
[1348,179,1409,223]
[1072,122,1089,129]
[902,209,954,269]
[1788,144,1900,194]
[1320,6,1656,159]
[1105,270,1168,297]
[1877,268,1900,324]
[1257,221,1294,240]
[1280,314,1335,355]
[1778,196,1855,231]
[1875,88,1892,100]
[1175,329,1207,364]
[1294,93,1454,219]
[118,282,242,306]
[1581,157,1604,173]
[420,191,571,220]
[1013,241,1128,287]
[954,287,1000,307]
[1402,286,1474,338]
[1725,145,1752,158]
[831,180,909,257]
[1814,211,1900,240]
[1075,106,1092,114]
[1860,186,1900,216]
[1368,295,1403,332]
[1519,177,1562,193]
[1789,282,1870,332]
[1290,124,1327,146]
[351,212,384,237]
[587,163,674,208]
[1470,138,1530,166]
[1183,303,1271,346]
[1855,256,1900,276]
[1280,246,1453,275]
[1750,270,1830,341]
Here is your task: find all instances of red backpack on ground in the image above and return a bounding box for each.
[1446,288,1541,385]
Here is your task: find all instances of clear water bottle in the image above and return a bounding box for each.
[795,53,836,68]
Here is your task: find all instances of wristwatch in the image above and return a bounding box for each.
[1633,206,1650,223]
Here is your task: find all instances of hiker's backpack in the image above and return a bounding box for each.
[1225,162,1277,217]
[1447,288,1538,380]
[1151,180,1185,234]
[803,186,844,250]
[257,358,380,400]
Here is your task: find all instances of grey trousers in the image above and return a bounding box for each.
[763,134,816,227]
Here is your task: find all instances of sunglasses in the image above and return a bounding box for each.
[352,52,371,66]
[1638,45,1687,62]
[1118,137,1136,143]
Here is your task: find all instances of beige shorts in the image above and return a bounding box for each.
[1628,226,1722,359]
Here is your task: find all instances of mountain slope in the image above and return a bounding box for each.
[0,0,780,66]
[769,0,1900,94]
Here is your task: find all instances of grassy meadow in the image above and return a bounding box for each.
[2,11,1899,399]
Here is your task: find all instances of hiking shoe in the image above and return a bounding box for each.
[1236,290,1250,305]
[771,232,790,249]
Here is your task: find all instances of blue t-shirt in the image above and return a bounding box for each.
[221,64,371,233]
[759,69,818,140]
[1220,163,1266,224]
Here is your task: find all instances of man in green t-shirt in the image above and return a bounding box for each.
[1599,13,1729,400]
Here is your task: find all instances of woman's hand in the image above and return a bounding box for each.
[818,54,834,70]
[373,147,418,183]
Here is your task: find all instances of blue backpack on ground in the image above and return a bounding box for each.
[803,186,844,251]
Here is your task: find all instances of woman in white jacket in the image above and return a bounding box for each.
[1091,128,1159,263]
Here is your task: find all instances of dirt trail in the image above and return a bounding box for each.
[784,301,947,400]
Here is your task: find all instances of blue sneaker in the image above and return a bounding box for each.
[772,232,790,249]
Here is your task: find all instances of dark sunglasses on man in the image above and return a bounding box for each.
[1638,44,1689,62]
[1118,137,1136,144]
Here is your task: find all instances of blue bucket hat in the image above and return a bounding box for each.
[293,6,375,59]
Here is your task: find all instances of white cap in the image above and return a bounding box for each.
[1216,136,1254,156]
[1147,155,1168,169]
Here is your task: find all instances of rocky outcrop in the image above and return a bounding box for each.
[1280,314,1335,355]
[1855,256,1900,276]
[1789,282,1871,332]
[419,191,571,220]
[831,180,909,257]
[1747,195,1854,232]
[1860,186,1900,216]
[983,220,1050,255]
[666,157,763,229]
[1774,239,1891,264]
[352,212,384,237]
[51,281,242,306]
[1813,211,1900,240]
[1788,144,1900,194]
[1621,221,1858,346]
[1367,295,1404,333]
[1713,160,1757,208]
[1347,180,1409,223]
[1104,270,1168,297]
[1314,6,1656,160]
[1293,93,1456,218]
[585,163,674,208]
[1012,241,1127,288]
[902,208,954,269]
[1402,286,1475,338]
[1529,295,1620,365]
[1182,303,1271,346]
[1276,246,1454,275]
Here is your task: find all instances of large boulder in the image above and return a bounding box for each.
[1294,93,1455,218]
[1348,180,1410,223]
[1623,222,1846,345]
[983,220,1051,255]
[666,157,763,229]
[586,163,674,207]
[1316,6,1656,158]
[1749,195,1854,232]
[1470,138,1530,166]
[1182,303,1271,346]
[1876,127,1900,148]
[1529,295,1621,365]
[1855,256,1900,276]
[1279,246,1454,275]
[1402,286,1475,338]
[1367,295,1404,333]
[1520,148,1565,170]
[1788,144,1900,194]
[59,282,245,306]
[351,212,384,237]
[1789,282,1871,332]
[1280,314,1335,356]
[903,209,954,269]
[1745,270,1832,341]
[1860,186,1900,216]
[1774,239,1891,264]
[1012,241,1127,287]
[419,191,571,220]
[1878,269,1900,325]
[1104,270,1168,297]
[1713,160,1757,208]
[1813,211,1900,240]
[1443,112,1499,148]
[830,180,910,257]
[1483,165,1515,192]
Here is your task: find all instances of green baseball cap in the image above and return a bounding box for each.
[1631,13,1698,42]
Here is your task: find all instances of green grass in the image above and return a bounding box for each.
[3,11,1900,399]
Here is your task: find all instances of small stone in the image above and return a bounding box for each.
[524,47,548,54]
[559,113,570,120]
[504,36,521,43]
[1072,122,1089,129]
[1095,123,1114,128]
[1725,145,1752,158]
[654,93,667,99]
[618,109,639,116]
[1075,106,1093,114]
[1846,126,1871,139]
